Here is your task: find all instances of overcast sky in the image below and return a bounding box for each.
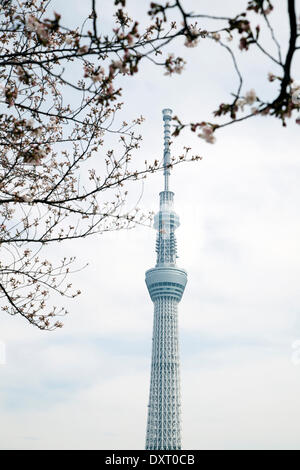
[1,0,300,450]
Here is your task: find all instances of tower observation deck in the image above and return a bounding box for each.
[145,109,187,450]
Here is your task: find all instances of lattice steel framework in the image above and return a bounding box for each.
[145,109,187,450]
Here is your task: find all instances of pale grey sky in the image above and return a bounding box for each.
[0,0,300,450]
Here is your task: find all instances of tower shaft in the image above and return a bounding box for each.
[146,297,181,450]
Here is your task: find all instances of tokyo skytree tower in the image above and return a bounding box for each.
[145,108,187,450]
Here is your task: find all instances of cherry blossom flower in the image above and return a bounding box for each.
[291,82,300,105]
[245,89,257,105]
[212,32,221,41]
[26,119,34,128]
[34,127,43,136]
[65,36,73,45]
[236,98,246,111]
[26,14,38,31]
[292,90,300,105]
[21,195,34,203]
[199,125,216,144]
[184,37,199,48]
[184,24,203,48]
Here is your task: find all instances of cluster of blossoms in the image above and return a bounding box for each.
[184,24,207,48]
[211,32,221,42]
[237,89,257,110]
[111,59,129,74]
[195,124,216,144]
[0,83,18,107]
[23,146,47,165]
[25,119,43,136]
[84,64,105,83]
[247,0,273,15]
[213,89,258,122]
[164,54,185,75]
[26,14,49,44]
[26,14,42,32]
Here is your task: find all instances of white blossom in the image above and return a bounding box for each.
[65,36,73,45]
[212,32,221,41]
[237,98,246,111]
[26,118,34,128]
[292,90,300,105]
[35,127,43,136]
[291,81,300,92]
[21,194,33,202]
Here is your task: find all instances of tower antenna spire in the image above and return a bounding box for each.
[162,108,172,191]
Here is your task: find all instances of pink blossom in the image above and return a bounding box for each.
[199,126,216,144]
[245,89,256,105]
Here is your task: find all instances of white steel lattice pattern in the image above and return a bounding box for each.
[145,297,181,450]
[145,109,187,450]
